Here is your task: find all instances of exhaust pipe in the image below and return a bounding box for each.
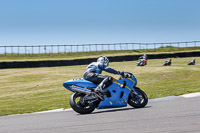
[70,85,104,100]
[71,86,92,95]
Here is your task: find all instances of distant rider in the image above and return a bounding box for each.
[188,58,195,65]
[83,56,124,95]
[139,54,147,60]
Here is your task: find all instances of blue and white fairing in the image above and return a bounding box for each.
[98,77,137,109]
[63,76,137,109]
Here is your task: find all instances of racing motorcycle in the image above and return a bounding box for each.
[163,59,172,66]
[137,58,147,66]
[188,58,195,65]
[63,72,148,114]
[137,54,147,66]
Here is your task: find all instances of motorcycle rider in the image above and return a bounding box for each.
[83,56,124,96]
[137,54,148,66]
[139,54,147,60]
[163,59,172,66]
[188,58,195,65]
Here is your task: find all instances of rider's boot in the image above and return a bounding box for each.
[94,85,106,101]
[94,77,112,100]
[94,83,107,100]
[95,85,108,94]
[95,76,112,94]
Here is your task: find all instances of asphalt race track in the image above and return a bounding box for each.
[0,95,200,133]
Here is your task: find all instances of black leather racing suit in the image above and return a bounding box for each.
[83,62,120,92]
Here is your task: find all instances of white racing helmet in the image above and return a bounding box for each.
[97,56,109,66]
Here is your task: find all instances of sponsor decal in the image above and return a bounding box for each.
[122,98,126,104]
[113,101,117,104]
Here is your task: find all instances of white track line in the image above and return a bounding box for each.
[179,92,200,98]
[33,108,73,114]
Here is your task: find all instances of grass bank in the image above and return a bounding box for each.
[1,46,200,62]
[0,57,200,116]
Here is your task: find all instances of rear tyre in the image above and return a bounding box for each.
[128,87,148,108]
[70,93,96,114]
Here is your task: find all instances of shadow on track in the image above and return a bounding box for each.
[77,106,151,115]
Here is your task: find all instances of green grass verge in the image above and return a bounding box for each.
[1,46,200,62]
[0,57,200,116]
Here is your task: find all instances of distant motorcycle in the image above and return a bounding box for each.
[188,59,195,65]
[63,72,148,114]
[137,54,147,66]
[163,59,172,66]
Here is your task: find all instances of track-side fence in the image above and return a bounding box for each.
[0,41,200,54]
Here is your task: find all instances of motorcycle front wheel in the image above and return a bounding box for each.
[70,92,97,114]
[128,87,148,108]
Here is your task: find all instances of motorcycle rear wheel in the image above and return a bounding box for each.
[70,92,97,114]
[128,87,148,108]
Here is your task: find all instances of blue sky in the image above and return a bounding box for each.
[0,0,200,45]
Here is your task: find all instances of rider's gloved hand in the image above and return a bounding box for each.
[118,71,125,77]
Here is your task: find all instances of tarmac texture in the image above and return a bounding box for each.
[0,95,200,133]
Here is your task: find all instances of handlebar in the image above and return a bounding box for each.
[119,72,135,79]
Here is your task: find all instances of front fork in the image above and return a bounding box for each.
[131,87,139,95]
[130,87,141,102]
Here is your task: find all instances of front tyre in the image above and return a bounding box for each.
[70,93,96,114]
[128,87,148,108]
